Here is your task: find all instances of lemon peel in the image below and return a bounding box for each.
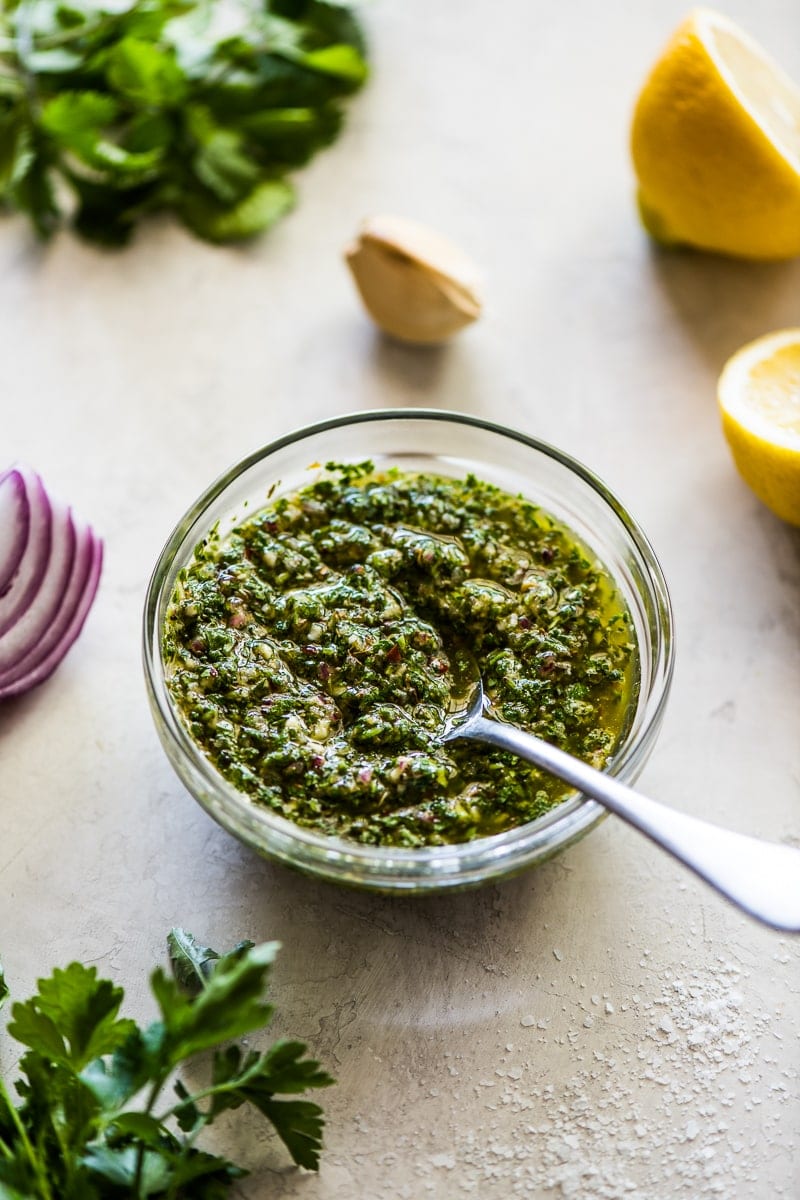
[631,9,800,260]
[718,329,800,525]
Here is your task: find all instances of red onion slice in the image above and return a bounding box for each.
[0,534,103,701]
[0,500,76,677]
[0,465,53,638]
[0,468,31,596]
[0,465,103,701]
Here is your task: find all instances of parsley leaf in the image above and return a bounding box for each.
[0,930,334,1197]
[167,928,222,992]
[8,963,136,1069]
[0,0,367,244]
[180,177,294,242]
[106,37,188,107]
[196,1041,334,1169]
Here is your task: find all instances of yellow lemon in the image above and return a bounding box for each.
[631,9,800,260]
[718,330,800,525]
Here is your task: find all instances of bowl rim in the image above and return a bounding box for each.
[143,408,675,878]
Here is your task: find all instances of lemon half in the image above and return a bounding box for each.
[631,8,800,260]
[718,330,800,525]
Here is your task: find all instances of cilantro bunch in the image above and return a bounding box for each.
[0,0,367,244]
[0,930,334,1198]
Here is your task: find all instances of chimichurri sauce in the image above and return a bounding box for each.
[164,464,635,847]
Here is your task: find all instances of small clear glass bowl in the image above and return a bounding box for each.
[143,410,674,893]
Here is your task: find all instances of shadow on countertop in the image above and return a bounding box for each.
[207,818,637,1047]
[643,244,800,372]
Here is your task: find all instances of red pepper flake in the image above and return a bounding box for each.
[311,754,324,769]
[189,638,204,654]
[518,616,531,630]
[319,662,331,681]
[229,611,247,629]
[386,644,402,665]
[358,766,373,784]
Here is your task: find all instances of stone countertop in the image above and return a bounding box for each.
[1,1,799,1196]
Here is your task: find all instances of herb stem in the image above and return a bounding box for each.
[133,1076,167,1199]
[0,1077,53,1200]
[157,1083,227,1124]
[163,1119,205,1200]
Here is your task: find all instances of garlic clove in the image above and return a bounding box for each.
[345,215,482,345]
[359,215,482,299]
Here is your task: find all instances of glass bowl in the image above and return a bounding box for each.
[143,410,674,893]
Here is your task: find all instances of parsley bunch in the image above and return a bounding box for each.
[0,0,367,244]
[0,930,334,1198]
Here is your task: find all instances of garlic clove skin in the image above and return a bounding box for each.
[345,215,483,345]
[359,215,482,299]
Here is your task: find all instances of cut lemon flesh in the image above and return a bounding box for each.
[718,330,800,525]
[710,19,800,171]
[632,9,800,260]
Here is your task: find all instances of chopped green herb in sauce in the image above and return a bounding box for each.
[164,464,636,847]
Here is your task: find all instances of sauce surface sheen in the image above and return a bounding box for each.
[164,463,636,847]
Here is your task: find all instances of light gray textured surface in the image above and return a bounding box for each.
[1,1,799,1196]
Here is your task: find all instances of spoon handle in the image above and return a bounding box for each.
[467,715,800,932]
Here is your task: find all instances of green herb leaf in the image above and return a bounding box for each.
[248,1098,327,1170]
[8,962,135,1070]
[172,1077,201,1131]
[0,962,7,1011]
[79,1026,153,1108]
[68,175,159,246]
[0,0,367,243]
[152,939,280,1068]
[179,178,294,242]
[187,106,260,204]
[0,931,333,1192]
[40,91,121,138]
[237,105,342,168]
[40,91,163,178]
[12,157,60,237]
[82,1143,174,1192]
[170,1036,334,1170]
[5,1004,66,1063]
[106,37,187,107]
[251,1038,336,1093]
[0,115,33,195]
[298,43,368,85]
[167,928,221,994]
[0,1178,36,1200]
[166,929,260,999]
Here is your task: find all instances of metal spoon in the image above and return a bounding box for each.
[442,672,800,932]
